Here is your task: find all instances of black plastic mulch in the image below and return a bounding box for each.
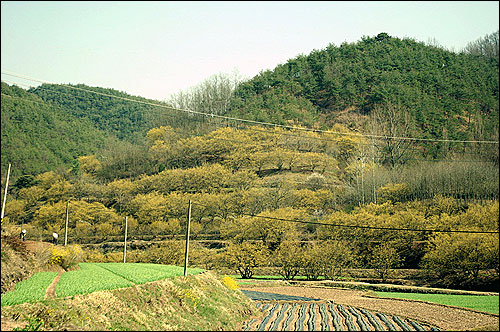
[241,290,322,301]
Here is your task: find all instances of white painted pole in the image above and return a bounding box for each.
[1,163,12,223]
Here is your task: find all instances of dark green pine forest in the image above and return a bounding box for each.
[1,32,498,290]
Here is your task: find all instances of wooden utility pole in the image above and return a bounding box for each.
[64,200,70,246]
[372,138,377,204]
[361,156,365,205]
[1,163,11,223]
[183,200,192,277]
[123,216,128,263]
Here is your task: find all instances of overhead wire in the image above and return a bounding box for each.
[2,74,497,188]
[2,77,496,195]
[189,201,498,234]
[2,79,494,164]
[2,70,498,145]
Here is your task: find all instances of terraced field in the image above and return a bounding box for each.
[242,300,440,331]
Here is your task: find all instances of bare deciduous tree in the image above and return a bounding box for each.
[369,102,417,168]
[166,70,246,115]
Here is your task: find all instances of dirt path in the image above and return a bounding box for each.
[241,285,499,331]
[45,273,62,299]
[23,240,52,253]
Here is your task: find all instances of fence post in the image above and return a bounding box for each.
[123,216,128,263]
[64,200,69,246]
[184,200,192,277]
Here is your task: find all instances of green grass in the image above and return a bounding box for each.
[1,271,58,307]
[95,263,204,284]
[375,291,499,314]
[4,263,205,305]
[56,263,134,297]
[1,271,257,331]
[57,263,204,297]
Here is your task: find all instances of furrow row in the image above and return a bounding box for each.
[244,301,440,331]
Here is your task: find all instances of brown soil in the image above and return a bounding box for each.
[23,240,52,253]
[240,284,499,331]
[44,273,62,299]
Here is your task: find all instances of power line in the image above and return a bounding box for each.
[190,201,499,234]
[1,87,495,162]
[2,70,498,145]
[2,90,496,170]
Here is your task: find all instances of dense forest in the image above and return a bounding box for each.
[1,32,498,290]
[0,82,113,175]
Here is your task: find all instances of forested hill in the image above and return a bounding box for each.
[0,82,113,176]
[227,32,499,144]
[1,32,499,179]
[28,84,171,144]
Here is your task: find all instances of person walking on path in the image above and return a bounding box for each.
[52,232,58,245]
[20,229,26,241]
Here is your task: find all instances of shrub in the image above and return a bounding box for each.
[317,241,354,280]
[422,232,499,289]
[368,243,401,281]
[223,242,268,279]
[127,240,185,265]
[47,245,83,270]
[301,243,323,280]
[377,183,410,203]
[274,241,303,280]
[221,275,239,290]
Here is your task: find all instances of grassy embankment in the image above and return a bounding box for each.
[1,263,259,330]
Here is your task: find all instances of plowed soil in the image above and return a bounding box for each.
[240,284,499,331]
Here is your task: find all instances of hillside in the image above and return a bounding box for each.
[28,83,172,143]
[227,33,499,150]
[1,32,498,298]
[2,32,498,180]
[0,228,258,331]
[0,82,114,177]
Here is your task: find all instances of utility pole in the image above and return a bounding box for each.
[1,163,11,223]
[371,139,377,204]
[64,200,70,246]
[123,216,128,263]
[183,200,192,277]
[361,156,365,205]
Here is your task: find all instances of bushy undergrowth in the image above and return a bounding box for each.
[45,245,83,270]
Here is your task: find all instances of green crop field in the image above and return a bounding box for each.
[56,263,134,297]
[94,263,204,284]
[375,291,499,314]
[1,271,58,307]
[2,263,205,307]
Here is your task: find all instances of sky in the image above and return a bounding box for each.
[1,1,499,101]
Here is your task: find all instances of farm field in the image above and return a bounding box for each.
[375,291,499,315]
[242,300,440,331]
[1,271,255,331]
[0,271,58,307]
[93,262,204,284]
[241,284,500,331]
[1,263,205,306]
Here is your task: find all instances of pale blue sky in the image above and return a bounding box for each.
[1,1,499,101]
